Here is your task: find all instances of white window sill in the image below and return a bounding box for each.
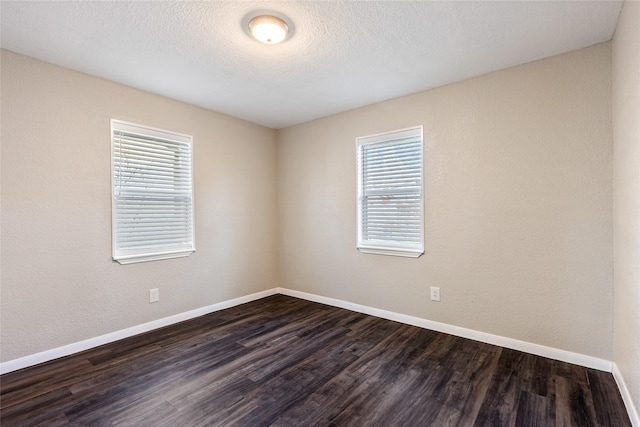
[113,249,195,265]
[357,246,423,258]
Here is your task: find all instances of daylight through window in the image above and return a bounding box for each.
[111,120,195,264]
[356,126,424,258]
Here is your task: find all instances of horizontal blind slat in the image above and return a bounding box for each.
[114,157,191,173]
[362,152,421,167]
[114,132,191,149]
[115,146,188,163]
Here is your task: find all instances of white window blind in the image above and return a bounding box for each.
[111,120,195,264]
[356,126,424,258]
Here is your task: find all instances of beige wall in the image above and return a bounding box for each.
[613,0,640,417]
[0,50,278,362]
[277,43,613,359]
[1,40,619,366]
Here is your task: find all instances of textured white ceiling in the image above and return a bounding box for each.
[1,1,623,129]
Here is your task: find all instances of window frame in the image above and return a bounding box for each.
[111,119,195,264]
[356,125,424,258]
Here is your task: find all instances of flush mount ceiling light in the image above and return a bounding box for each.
[248,15,289,44]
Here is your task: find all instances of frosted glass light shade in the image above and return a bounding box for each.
[249,15,288,44]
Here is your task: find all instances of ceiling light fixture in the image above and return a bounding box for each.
[248,15,289,44]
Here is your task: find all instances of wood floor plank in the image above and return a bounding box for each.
[515,390,555,427]
[0,357,94,408]
[326,325,433,425]
[218,336,364,426]
[556,374,601,427]
[433,347,501,426]
[0,387,74,427]
[473,349,527,427]
[0,295,631,427]
[588,368,631,427]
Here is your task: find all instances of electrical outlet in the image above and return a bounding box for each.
[149,288,159,303]
[430,287,441,302]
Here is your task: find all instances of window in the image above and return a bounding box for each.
[111,120,195,264]
[356,126,424,258]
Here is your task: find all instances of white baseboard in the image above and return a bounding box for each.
[0,288,279,375]
[277,287,613,372]
[0,287,614,377]
[613,363,640,427]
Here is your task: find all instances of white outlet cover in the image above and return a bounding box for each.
[149,288,159,303]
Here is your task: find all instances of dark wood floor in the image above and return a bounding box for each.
[0,295,631,426]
